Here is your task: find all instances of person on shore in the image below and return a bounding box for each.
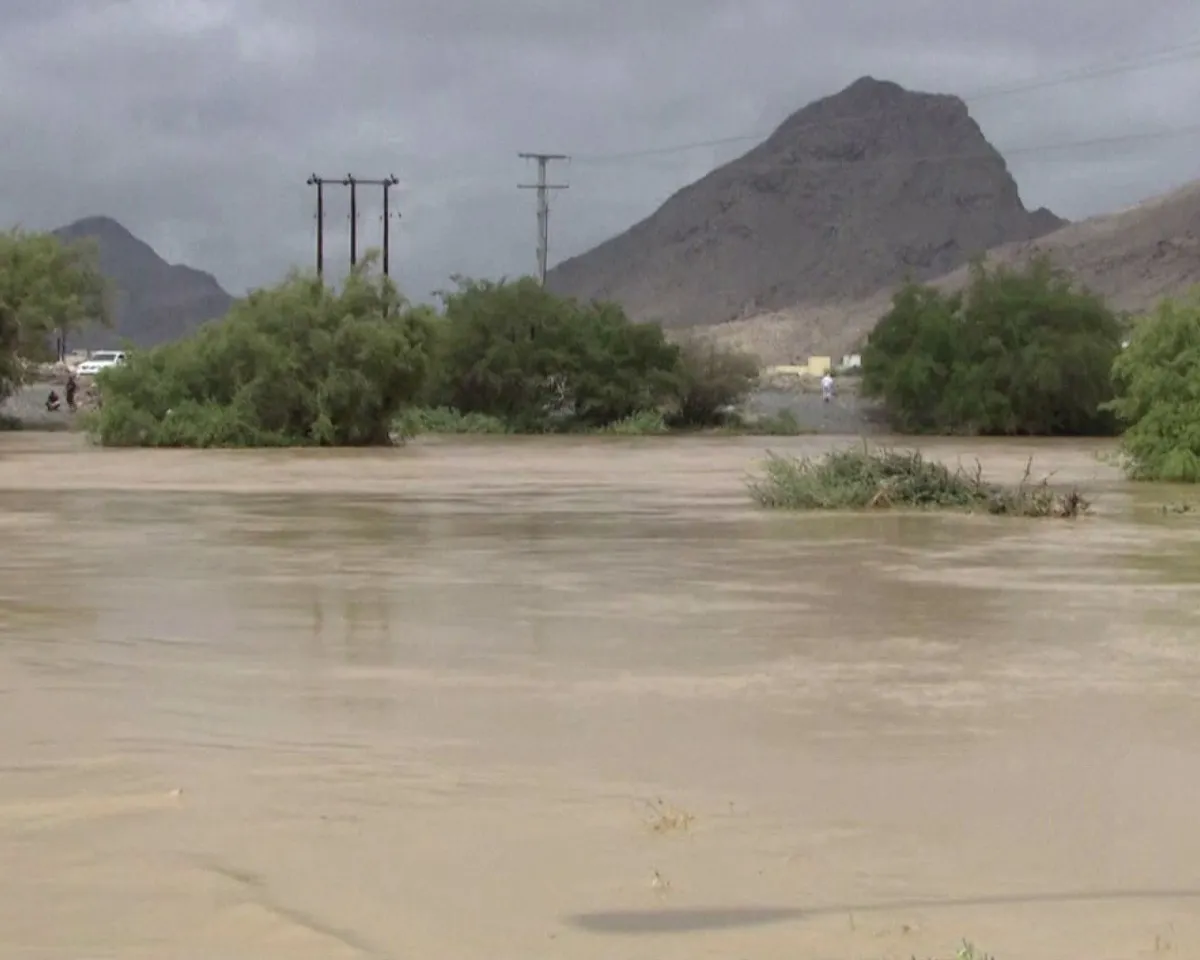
[821,372,835,403]
[45,389,61,412]
[65,373,77,412]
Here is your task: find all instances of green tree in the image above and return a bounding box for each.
[1106,291,1200,482]
[90,255,435,447]
[861,256,1123,435]
[669,337,760,427]
[0,228,111,402]
[430,276,681,431]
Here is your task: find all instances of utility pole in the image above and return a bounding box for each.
[343,174,400,274]
[306,173,331,277]
[343,174,359,267]
[518,152,569,284]
[307,173,400,277]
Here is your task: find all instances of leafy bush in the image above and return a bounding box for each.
[429,277,682,431]
[861,256,1122,435]
[393,405,510,437]
[668,337,760,427]
[90,260,435,447]
[0,228,110,403]
[747,443,1088,517]
[1106,291,1200,482]
[600,410,669,434]
[86,265,767,446]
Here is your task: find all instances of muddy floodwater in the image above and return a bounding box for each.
[2,432,1199,959]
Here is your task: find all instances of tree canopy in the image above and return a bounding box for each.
[90,258,436,446]
[861,256,1123,436]
[85,264,761,446]
[1106,291,1200,482]
[0,228,110,402]
[427,276,686,431]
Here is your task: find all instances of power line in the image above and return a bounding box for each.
[571,37,1200,164]
[518,153,569,284]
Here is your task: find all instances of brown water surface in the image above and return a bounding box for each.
[1,433,1199,958]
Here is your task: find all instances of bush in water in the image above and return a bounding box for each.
[747,443,1088,517]
[1106,290,1200,482]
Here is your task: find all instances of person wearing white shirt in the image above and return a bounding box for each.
[821,372,835,403]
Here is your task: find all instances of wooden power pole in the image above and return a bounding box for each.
[307,174,400,277]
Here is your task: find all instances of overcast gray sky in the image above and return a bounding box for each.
[1,0,1198,300]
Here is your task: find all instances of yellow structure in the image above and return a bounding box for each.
[764,357,834,378]
[765,364,808,378]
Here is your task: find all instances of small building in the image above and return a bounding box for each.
[806,355,832,376]
[839,353,862,371]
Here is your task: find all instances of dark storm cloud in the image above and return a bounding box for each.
[1,0,1198,300]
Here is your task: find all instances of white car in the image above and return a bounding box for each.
[76,350,127,376]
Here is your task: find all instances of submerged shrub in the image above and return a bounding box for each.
[747,443,1088,517]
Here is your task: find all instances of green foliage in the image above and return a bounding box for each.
[861,256,1123,435]
[0,228,111,402]
[86,263,765,447]
[1106,291,1200,482]
[392,405,511,437]
[90,257,435,447]
[600,410,669,434]
[668,338,760,427]
[748,443,1088,517]
[430,277,682,431]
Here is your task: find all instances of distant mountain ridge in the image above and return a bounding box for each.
[547,76,1065,331]
[52,216,234,347]
[702,178,1200,364]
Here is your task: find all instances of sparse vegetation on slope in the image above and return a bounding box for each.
[748,444,1088,517]
[1106,290,1200,482]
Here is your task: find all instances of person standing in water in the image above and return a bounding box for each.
[821,371,835,403]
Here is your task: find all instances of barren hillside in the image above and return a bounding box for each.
[53,216,234,348]
[709,179,1200,364]
[547,76,1063,329]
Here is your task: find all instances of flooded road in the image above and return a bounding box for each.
[1,432,1199,959]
